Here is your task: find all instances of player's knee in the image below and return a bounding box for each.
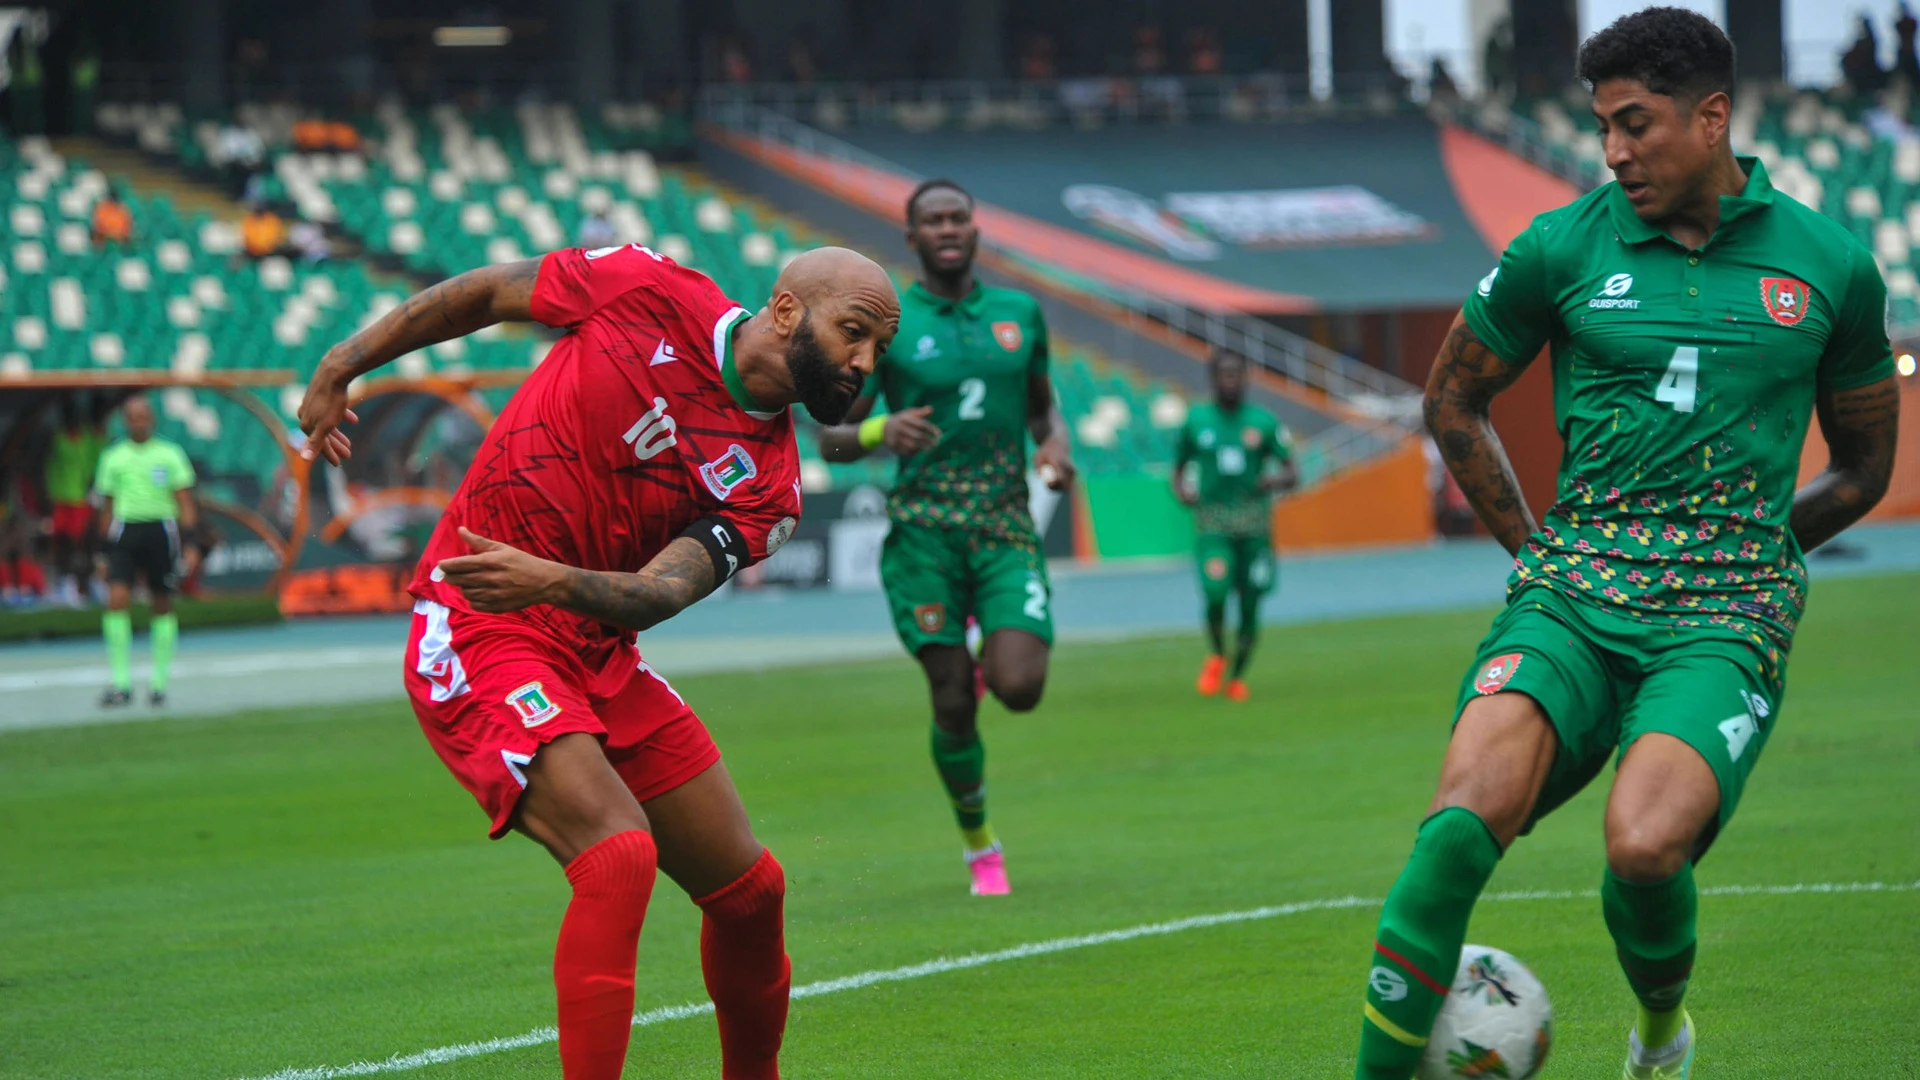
[990,671,1045,712]
[1605,824,1691,882]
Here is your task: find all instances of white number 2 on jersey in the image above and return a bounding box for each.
[1022,577,1048,621]
[958,377,987,421]
[1655,346,1699,413]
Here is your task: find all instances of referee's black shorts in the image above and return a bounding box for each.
[106,519,181,595]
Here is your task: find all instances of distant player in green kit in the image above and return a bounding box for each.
[820,179,1075,895]
[1172,350,1297,702]
[94,395,200,707]
[1350,11,1899,1080]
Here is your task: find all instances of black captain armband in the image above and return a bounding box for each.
[681,515,751,584]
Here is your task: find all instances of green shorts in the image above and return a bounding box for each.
[1455,586,1785,843]
[1195,532,1276,606]
[880,522,1053,655]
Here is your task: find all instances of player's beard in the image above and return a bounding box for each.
[787,317,863,425]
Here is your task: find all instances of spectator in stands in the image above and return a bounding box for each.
[46,403,105,607]
[217,121,267,198]
[1428,58,1462,105]
[1020,34,1056,80]
[1842,16,1889,94]
[8,30,44,135]
[241,202,288,260]
[1133,25,1167,75]
[71,39,100,135]
[0,528,49,608]
[90,190,133,248]
[1187,29,1222,76]
[786,36,818,84]
[720,36,754,83]
[288,219,332,263]
[577,210,618,250]
[1482,17,1514,98]
[1897,4,1920,87]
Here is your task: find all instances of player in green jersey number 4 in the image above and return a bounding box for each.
[1172,350,1297,702]
[820,179,1075,896]
[1351,12,1900,1080]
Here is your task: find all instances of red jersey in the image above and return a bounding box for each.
[410,243,803,671]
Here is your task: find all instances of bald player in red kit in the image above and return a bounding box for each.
[298,243,899,1080]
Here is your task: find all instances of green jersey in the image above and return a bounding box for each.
[1175,402,1293,537]
[1465,157,1893,665]
[866,281,1050,547]
[46,427,105,505]
[95,437,195,522]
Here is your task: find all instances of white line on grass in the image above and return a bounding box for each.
[235,879,1919,1080]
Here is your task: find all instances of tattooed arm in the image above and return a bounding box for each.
[1790,376,1901,552]
[1424,313,1539,555]
[436,528,718,632]
[297,259,542,464]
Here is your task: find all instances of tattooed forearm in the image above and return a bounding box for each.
[1423,315,1538,555]
[1791,377,1901,553]
[318,259,541,383]
[550,537,719,632]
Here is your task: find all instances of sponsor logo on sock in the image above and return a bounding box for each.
[1368,966,1409,1002]
[1474,653,1524,695]
[506,681,562,727]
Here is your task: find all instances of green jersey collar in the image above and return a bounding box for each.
[906,280,986,313]
[714,306,781,420]
[1608,155,1774,247]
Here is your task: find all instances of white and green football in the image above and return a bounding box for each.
[1417,944,1553,1080]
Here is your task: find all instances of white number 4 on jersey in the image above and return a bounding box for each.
[1655,346,1699,413]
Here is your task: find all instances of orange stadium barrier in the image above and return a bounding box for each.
[1272,436,1436,551]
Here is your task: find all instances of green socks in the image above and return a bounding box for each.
[1230,589,1261,678]
[930,724,988,835]
[1356,808,1503,1080]
[150,613,178,692]
[103,609,133,692]
[1603,864,1697,1047]
[1204,602,1227,658]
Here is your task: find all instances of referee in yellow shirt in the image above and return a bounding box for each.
[94,396,199,707]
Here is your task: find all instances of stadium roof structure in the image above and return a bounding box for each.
[708,114,1577,314]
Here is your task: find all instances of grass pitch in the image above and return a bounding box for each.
[4,574,1916,1079]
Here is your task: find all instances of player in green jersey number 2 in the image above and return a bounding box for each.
[1172,350,1297,702]
[820,179,1075,896]
[1351,12,1900,1080]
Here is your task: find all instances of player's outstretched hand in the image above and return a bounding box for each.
[296,361,359,465]
[1034,439,1076,491]
[884,406,942,455]
[436,527,566,613]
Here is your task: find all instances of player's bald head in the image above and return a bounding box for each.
[773,246,897,313]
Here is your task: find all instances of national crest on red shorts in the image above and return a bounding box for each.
[992,321,1023,351]
[914,602,947,633]
[1759,277,1810,327]
[506,681,562,726]
[1474,653,1524,695]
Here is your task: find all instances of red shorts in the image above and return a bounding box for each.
[50,503,92,541]
[404,599,722,838]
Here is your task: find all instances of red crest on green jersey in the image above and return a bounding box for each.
[1474,653,1524,695]
[914,603,947,632]
[1759,277,1809,327]
[992,321,1023,351]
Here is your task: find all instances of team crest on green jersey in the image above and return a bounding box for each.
[991,321,1023,351]
[1759,276,1810,327]
[506,682,561,727]
[1474,653,1523,695]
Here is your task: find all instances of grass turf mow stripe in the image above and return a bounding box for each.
[236,879,1919,1080]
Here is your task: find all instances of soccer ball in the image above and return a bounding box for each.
[1416,944,1553,1080]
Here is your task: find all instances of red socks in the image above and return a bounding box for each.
[556,830,658,1080]
[694,849,791,1080]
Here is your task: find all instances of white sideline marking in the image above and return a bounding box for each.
[0,647,398,691]
[234,879,1919,1080]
